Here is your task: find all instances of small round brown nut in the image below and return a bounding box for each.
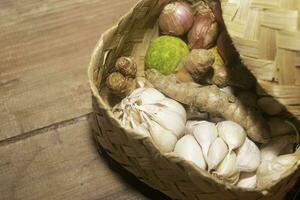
[106,72,126,95]
[115,57,137,77]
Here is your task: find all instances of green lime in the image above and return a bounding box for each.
[145,36,189,75]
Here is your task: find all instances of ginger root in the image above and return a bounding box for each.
[176,49,214,83]
[176,49,256,89]
[146,69,270,143]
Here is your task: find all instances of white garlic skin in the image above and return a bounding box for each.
[129,87,165,105]
[189,121,218,160]
[236,137,261,172]
[139,104,185,138]
[207,137,229,171]
[257,151,300,189]
[217,121,246,152]
[114,87,187,153]
[174,135,207,170]
[158,98,187,121]
[146,118,178,153]
[237,172,257,189]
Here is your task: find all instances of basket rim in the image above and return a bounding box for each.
[87,0,300,196]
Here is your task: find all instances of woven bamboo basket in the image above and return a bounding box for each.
[88,0,300,199]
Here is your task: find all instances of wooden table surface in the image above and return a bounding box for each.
[0,1,169,199]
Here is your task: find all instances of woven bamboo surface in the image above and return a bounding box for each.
[88,0,300,199]
[222,0,300,119]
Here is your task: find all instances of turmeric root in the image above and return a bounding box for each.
[146,69,270,143]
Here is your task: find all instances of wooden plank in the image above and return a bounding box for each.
[0,0,138,141]
[0,117,168,200]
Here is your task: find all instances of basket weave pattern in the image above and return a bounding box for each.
[88,0,300,199]
[222,0,300,119]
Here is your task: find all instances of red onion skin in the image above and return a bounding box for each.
[159,2,194,36]
[188,15,218,49]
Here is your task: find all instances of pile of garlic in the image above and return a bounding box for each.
[176,120,261,188]
[113,87,299,190]
[113,87,187,153]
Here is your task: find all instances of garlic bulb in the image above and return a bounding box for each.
[217,121,246,152]
[256,150,300,189]
[129,87,165,105]
[145,117,178,153]
[139,104,185,138]
[158,98,187,121]
[207,137,228,171]
[113,87,187,153]
[214,151,237,179]
[174,135,207,170]
[236,138,261,172]
[188,121,218,160]
[237,172,257,189]
[260,135,295,162]
[135,123,150,137]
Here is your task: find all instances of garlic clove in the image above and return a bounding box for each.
[236,137,261,172]
[260,135,295,162]
[215,151,237,178]
[191,121,218,160]
[145,118,178,153]
[237,172,257,189]
[155,98,187,122]
[129,87,165,105]
[185,121,200,135]
[217,121,246,152]
[174,135,207,170]
[139,104,185,138]
[207,137,229,171]
[256,151,300,189]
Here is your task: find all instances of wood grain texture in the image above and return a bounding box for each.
[0,0,137,141]
[0,117,156,200]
